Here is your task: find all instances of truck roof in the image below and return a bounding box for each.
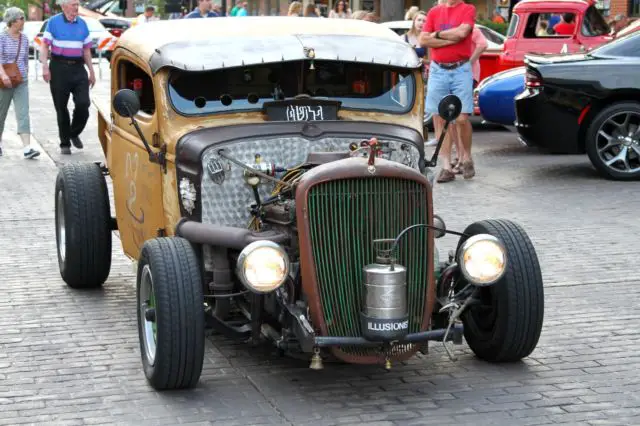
[117,16,421,75]
[513,0,594,12]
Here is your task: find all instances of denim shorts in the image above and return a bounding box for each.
[425,61,474,115]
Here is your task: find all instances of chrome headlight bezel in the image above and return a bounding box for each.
[236,240,290,294]
[458,234,507,287]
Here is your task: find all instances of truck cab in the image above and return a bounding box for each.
[499,0,611,69]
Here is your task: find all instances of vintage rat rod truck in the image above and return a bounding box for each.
[54,17,544,390]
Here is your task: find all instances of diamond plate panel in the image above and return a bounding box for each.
[199,137,423,228]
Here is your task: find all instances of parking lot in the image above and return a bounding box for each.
[0,75,639,425]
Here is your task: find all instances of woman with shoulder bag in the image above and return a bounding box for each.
[0,7,39,159]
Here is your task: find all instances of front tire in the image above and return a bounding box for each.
[55,163,112,288]
[458,219,544,362]
[586,102,640,180]
[137,237,205,390]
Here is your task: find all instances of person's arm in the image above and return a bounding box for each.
[0,37,12,88]
[419,10,457,48]
[81,24,95,88]
[436,5,476,42]
[469,28,488,64]
[40,21,53,83]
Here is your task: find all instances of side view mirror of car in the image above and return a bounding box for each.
[424,95,462,169]
[113,89,141,118]
[112,89,165,169]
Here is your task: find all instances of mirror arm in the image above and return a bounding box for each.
[126,106,166,171]
[425,119,452,168]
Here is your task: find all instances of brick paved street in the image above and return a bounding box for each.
[0,64,639,425]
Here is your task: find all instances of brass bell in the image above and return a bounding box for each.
[309,347,323,370]
[385,357,392,370]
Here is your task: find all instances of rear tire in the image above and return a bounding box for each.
[137,237,205,390]
[457,219,544,362]
[55,163,112,288]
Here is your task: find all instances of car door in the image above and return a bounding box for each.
[109,55,166,259]
[514,8,583,61]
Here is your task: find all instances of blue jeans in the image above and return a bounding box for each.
[425,61,474,115]
[0,81,30,135]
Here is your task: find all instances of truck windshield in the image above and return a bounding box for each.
[168,60,416,116]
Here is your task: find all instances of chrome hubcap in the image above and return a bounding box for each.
[140,265,157,365]
[56,191,66,263]
[596,111,640,174]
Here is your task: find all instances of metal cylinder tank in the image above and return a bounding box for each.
[360,259,409,341]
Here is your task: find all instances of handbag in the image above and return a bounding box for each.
[0,34,23,89]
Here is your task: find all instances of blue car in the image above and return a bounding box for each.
[476,67,526,127]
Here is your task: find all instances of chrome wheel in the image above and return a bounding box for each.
[139,265,157,366]
[595,111,640,174]
[56,190,66,263]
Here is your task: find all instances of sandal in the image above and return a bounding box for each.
[452,162,463,175]
[462,160,475,179]
[436,168,456,183]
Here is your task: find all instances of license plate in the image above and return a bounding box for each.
[263,99,341,122]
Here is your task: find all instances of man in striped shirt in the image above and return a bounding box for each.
[39,0,96,155]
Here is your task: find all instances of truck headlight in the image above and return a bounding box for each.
[458,234,506,286]
[236,241,290,293]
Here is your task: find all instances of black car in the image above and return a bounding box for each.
[515,31,640,180]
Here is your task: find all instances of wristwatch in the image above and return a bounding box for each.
[435,31,441,39]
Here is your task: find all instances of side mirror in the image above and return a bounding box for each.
[424,95,463,169]
[111,88,162,169]
[113,89,141,118]
[437,94,462,123]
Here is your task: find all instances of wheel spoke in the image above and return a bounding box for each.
[605,146,629,167]
[597,130,621,153]
[617,113,631,133]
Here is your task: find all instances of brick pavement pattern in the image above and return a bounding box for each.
[0,70,639,425]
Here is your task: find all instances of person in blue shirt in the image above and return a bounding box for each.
[39,0,96,155]
[184,0,219,18]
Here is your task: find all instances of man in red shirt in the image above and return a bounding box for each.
[420,0,476,183]
[553,13,576,35]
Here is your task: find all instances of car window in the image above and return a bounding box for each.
[118,60,155,115]
[581,6,610,37]
[168,61,416,116]
[590,31,640,57]
[507,14,519,38]
[523,12,577,38]
[479,26,505,45]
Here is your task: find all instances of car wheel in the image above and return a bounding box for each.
[55,163,112,288]
[457,219,544,362]
[137,237,205,390]
[586,102,640,180]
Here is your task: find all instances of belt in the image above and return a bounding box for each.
[51,56,84,65]
[434,59,469,70]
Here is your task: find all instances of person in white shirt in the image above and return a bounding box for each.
[137,6,159,24]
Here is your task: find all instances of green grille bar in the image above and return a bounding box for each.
[307,177,429,354]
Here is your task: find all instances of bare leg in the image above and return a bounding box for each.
[456,113,475,178]
[433,115,457,183]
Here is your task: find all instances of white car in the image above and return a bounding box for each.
[380,20,505,51]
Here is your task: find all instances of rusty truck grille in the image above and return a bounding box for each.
[306,177,430,360]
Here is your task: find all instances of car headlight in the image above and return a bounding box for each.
[458,234,507,286]
[236,241,290,293]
